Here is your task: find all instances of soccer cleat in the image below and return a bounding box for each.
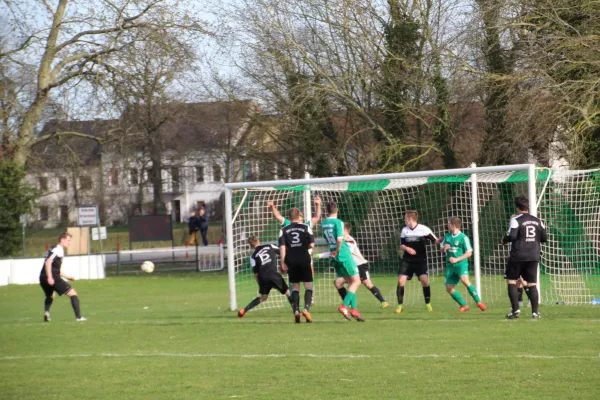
[395,305,404,313]
[302,310,312,323]
[338,305,352,321]
[294,312,302,324]
[351,308,365,322]
[426,303,434,312]
[505,310,520,319]
[381,301,390,309]
[76,317,87,322]
[43,313,51,322]
[532,312,541,319]
[477,302,487,311]
[458,305,470,312]
[237,309,246,318]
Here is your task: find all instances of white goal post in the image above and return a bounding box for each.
[225,164,600,311]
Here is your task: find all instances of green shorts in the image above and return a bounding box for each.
[333,258,359,278]
[445,264,469,285]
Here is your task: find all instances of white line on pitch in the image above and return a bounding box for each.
[1,353,598,361]
[2,318,600,326]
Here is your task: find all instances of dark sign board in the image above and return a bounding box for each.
[129,215,173,242]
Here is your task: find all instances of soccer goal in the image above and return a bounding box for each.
[225,164,600,311]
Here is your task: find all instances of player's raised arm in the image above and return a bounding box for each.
[268,201,285,225]
[310,196,322,227]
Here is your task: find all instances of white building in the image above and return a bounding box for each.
[26,101,282,228]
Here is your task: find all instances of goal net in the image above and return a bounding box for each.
[225,165,600,311]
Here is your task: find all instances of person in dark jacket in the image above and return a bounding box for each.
[198,207,209,246]
[188,211,200,245]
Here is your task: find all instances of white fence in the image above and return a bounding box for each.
[0,255,105,286]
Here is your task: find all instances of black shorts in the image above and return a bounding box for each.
[504,260,538,283]
[40,276,73,297]
[286,258,313,283]
[358,263,371,282]
[258,275,288,296]
[398,260,428,280]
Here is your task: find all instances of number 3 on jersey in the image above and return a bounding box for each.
[291,232,300,244]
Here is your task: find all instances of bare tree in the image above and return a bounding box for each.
[0,0,208,166]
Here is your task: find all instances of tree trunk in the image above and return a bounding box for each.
[14,0,69,167]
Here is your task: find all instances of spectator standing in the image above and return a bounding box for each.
[199,207,209,246]
[188,211,200,246]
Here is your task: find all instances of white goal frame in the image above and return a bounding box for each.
[224,164,537,311]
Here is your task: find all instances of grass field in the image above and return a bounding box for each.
[1,272,599,400]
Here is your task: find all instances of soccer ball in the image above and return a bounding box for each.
[141,261,155,274]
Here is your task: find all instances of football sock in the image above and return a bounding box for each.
[528,286,540,314]
[44,297,53,313]
[508,284,520,312]
[70,295,81,319]
[423,286,431,304]
[245,297,261,312]
[369,286,385,302]
[304,289,313,312]
[350,291,357,309]
[337,287,347,301]
[291,290,300,313]
[468,284,481,303]
[396,285,404,304]
[517,287,524,302]
[524,286,531,300]
[343,291,355,308]
[450,290,467,306]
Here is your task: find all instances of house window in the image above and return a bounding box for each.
[39,177,48,192]
[39,206,49,221]
[259,162,273,181]
[196,166,204,183]
[130,169,139,185]
[80,175,92,190]
[109,168,119,186]
[277,163,288,179]
[213,165,222,182]
[59,178,68,191]
[171,167,179,192]
[60,205,68,222]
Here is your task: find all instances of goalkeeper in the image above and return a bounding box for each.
[440,217,487,312]
[315,222,389,308]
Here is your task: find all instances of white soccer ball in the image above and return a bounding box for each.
[141,261,155,274]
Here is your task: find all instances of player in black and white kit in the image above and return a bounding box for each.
[503,196,547,319]
[396,210,441,313]
[279,208,315,323]
[238,236,293,318]
[39,232,86,322]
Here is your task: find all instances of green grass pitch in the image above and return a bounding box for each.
[1,271,599,399]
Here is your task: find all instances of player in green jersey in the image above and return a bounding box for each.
[441,217,487,312]
[321,201,364,322]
